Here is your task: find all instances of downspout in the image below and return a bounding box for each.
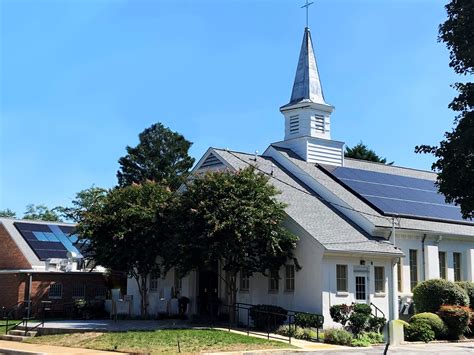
[421,234,427,282]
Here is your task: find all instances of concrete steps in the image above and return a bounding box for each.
[0,329,38,343]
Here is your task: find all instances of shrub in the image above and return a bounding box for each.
[324,328,353,345]
[413,279,469,313]
[456,281,474,309]
[409,312,447,339]
[249,304,288,331]
[437,305,471,340]
[405,322,435,343]
[294,312,324,328]
[276,325,316,340]
[352,303,372,316]
[349,312,370,336]
[350,331,384,347]
[329,304,352,326]
[368,316,386,333]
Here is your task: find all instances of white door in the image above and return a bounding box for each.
[354,274,368,303]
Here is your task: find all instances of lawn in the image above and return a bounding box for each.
[26,328,294,354]
[0,319,23,333]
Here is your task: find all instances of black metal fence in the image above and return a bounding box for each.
[208,302,324,344]
[0,300,50,335]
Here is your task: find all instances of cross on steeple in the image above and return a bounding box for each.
[301,0,314,28]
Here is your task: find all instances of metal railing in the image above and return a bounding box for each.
[0,300,50,336]
[208,301,324,344]
[370,302,385,319]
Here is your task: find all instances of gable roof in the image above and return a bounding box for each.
[269,146,474,237]
[210,148,402,256]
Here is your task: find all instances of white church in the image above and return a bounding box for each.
[127,24,474,327]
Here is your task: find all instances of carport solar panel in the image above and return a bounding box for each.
[14,222,84,260]
[330,166,471,224]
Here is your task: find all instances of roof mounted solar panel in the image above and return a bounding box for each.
[14,222,84,261]
[326,166,472,225]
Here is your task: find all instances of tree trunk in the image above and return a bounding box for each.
[135,274,149,319]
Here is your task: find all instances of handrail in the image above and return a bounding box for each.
[208,301,324,344]
[370,302,386,319]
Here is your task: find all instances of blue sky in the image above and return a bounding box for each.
[0,0,458,216]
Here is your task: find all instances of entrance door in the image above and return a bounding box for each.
[354,274,368,303]
[198,264,218,315]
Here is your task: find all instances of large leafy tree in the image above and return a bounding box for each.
[167,167,299,309]
[23,204,62,222]
[74,182,175,317]
[0,209,16,218]
[117,123,195,190]
[416,0,473,219]
[345,142,393,165]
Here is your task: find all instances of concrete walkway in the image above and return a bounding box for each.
[0,340,125,354]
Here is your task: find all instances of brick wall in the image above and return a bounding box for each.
[0,224,31,269]
[0,273,26,308]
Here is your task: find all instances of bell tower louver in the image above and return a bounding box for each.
[273,27,344,166]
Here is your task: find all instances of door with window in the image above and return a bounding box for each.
[354,273,368,303]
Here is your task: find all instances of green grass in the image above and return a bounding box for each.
[26,329,294,354]
[0,319,23,333]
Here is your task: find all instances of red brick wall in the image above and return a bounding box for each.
[0,224,31,269]
[31,273,107,314]
[0,273,27,308]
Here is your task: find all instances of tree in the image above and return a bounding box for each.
[416,0,474,219]
[74,181,175,317]
[23,204,62,222]
[167,167,299,312]
[0,209,16,218]
[345,142,393,164]
[56,186,108,223]
[117,123,195,190]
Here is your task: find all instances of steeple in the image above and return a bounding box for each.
[273,26,344,167]
[286,27,327,107]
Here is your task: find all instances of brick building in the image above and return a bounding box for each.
[0,218,108,317]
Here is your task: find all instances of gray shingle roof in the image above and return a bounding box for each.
[211,148,402,256]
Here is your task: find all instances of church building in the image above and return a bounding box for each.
[126,24,474,326]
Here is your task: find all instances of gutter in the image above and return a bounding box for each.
[421,234,427,281]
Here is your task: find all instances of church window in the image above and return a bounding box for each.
[453,252,462,281]
[439,252,447,279]
[268,269,279,292]
[374,266,385,293]
[409,249,418,291]
[240,271,250,292]
[336,264,347,292]
[397,259,403,292]
[150,273,159,292]
[285,265,295,292]
[289,115,299,134]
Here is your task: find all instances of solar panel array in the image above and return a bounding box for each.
[14,222,84,260]
[330,166,471,224]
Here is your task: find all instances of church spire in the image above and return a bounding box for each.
[286,27,327,107]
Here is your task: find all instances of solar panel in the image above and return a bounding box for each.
[14,222,84,261]
[330,166,472,224]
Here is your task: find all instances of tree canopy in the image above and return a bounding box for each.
[167,167,299,306]
[0,209,16,218]
[416,0,474,219]
[344,142,393,165]
[117,123,195,190]
[23,204,62,222]
[73,182,175,316]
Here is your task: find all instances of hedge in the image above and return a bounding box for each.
[437,305,471,340]
[409,312,447,339]
[413,279,469,313]
[456,281,474,308]
[249,304,287,331]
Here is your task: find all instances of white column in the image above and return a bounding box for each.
[390,260,399,320]
[467,249,474,281]
[424,245,439,280]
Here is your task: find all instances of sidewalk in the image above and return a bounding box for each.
[0,340,125,355]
